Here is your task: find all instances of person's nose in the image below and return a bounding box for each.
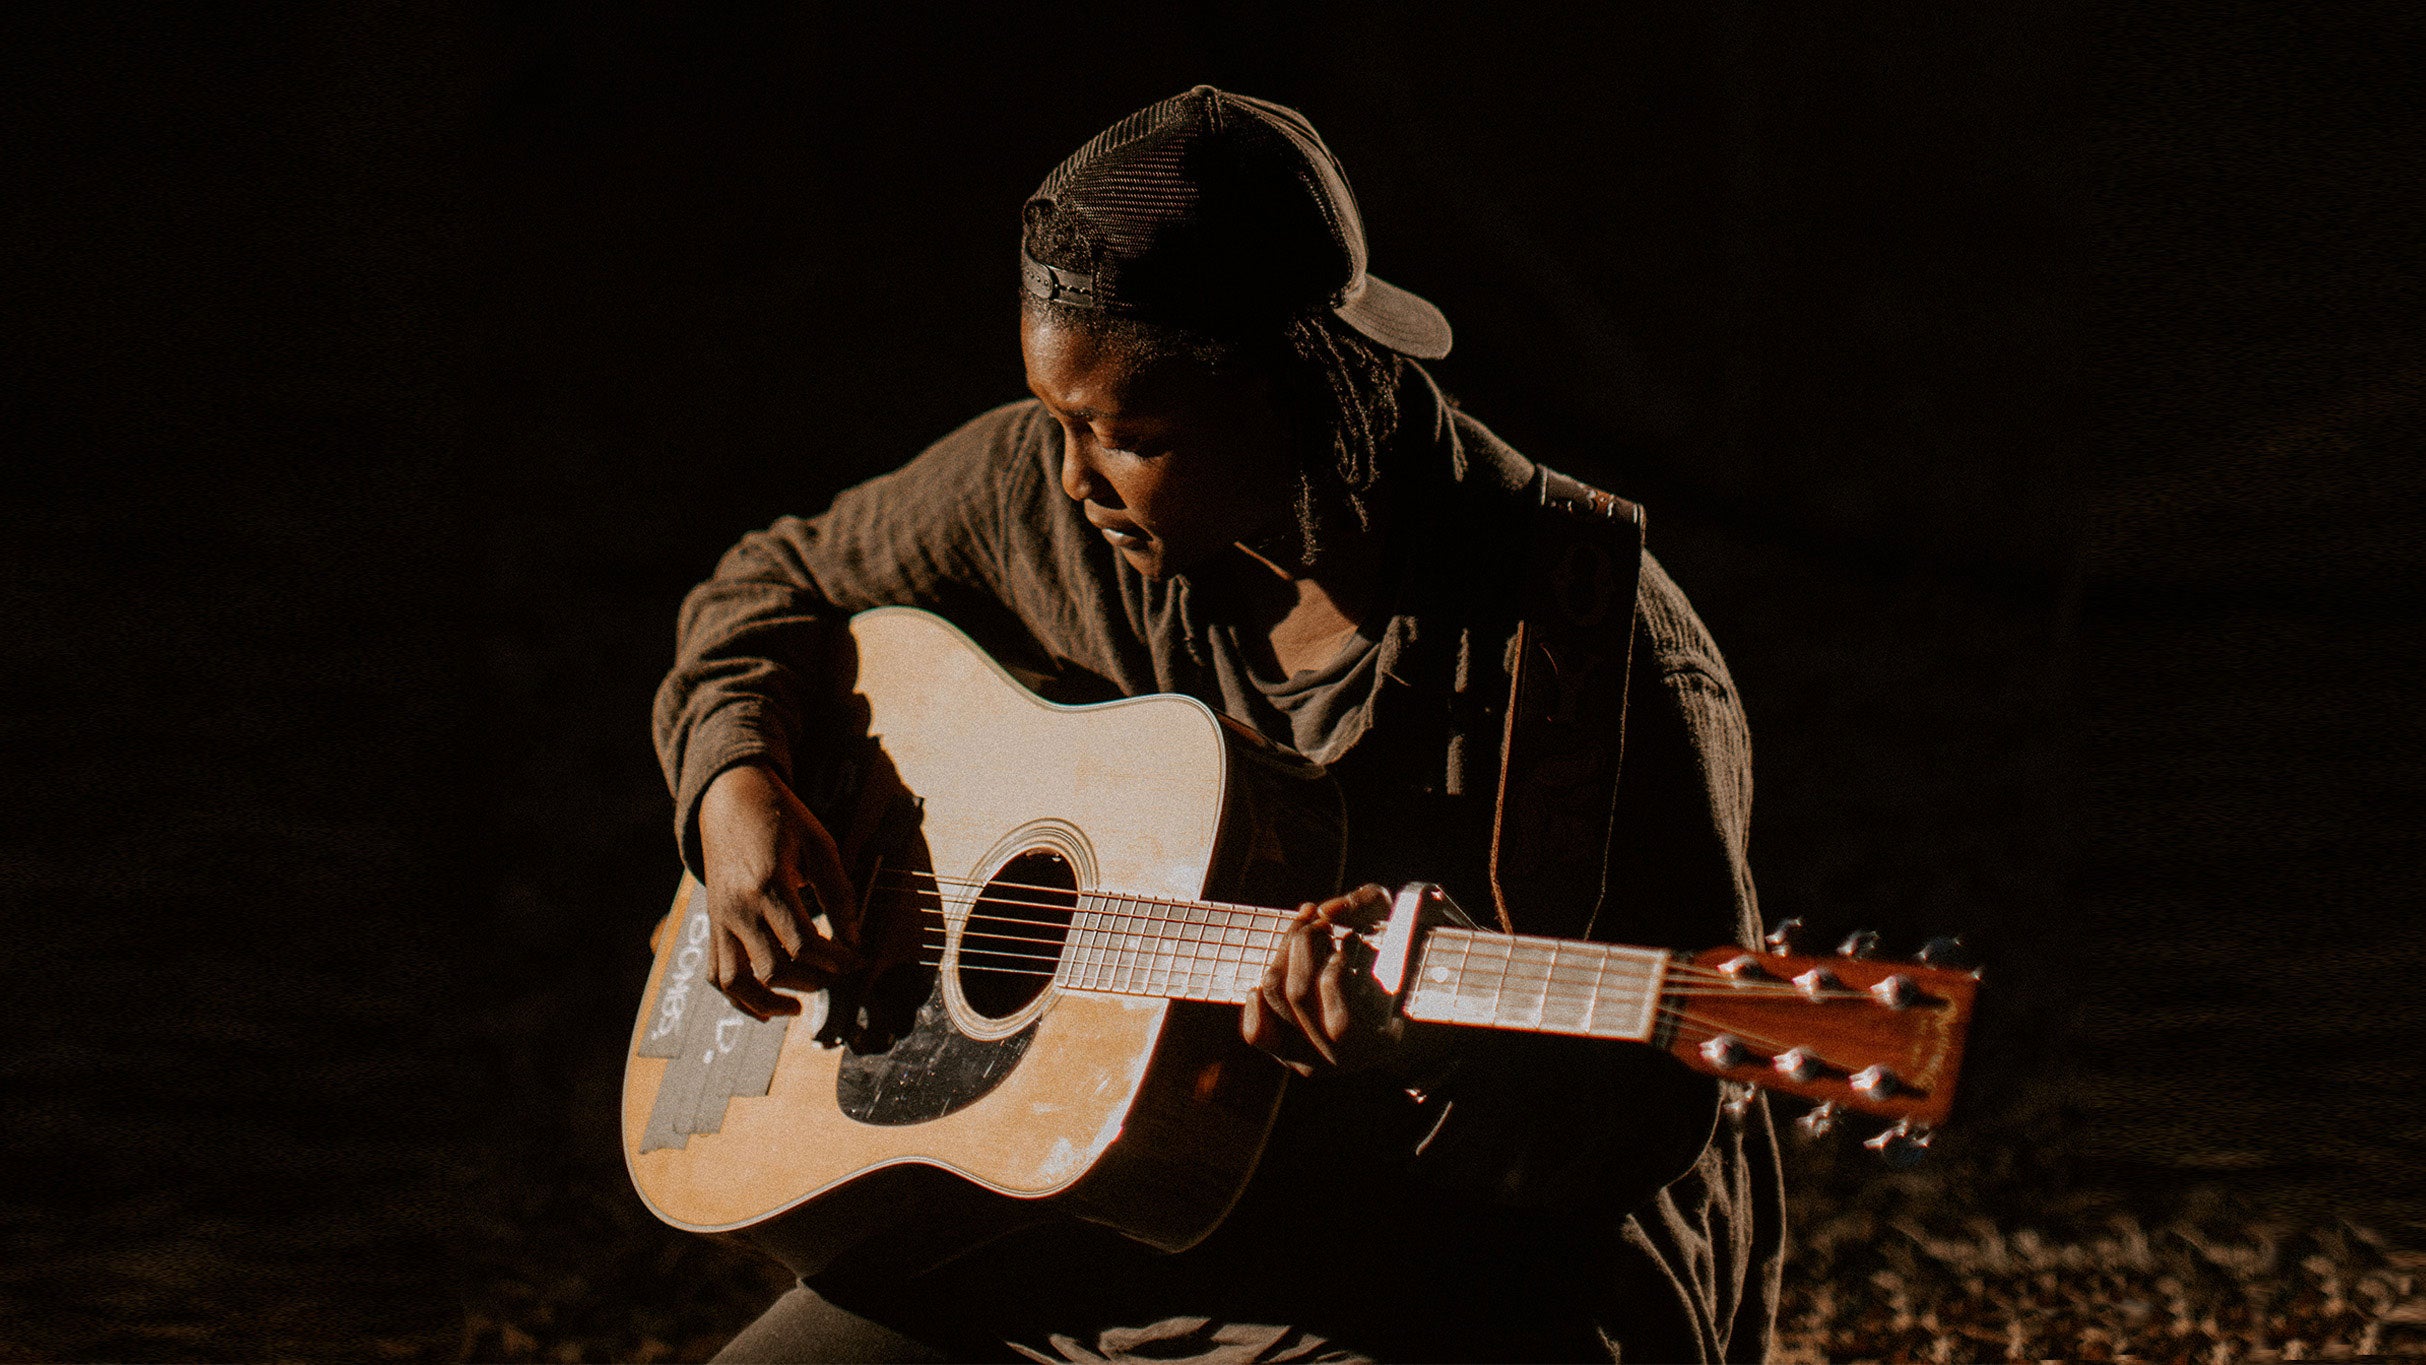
[1058,430,1117,507]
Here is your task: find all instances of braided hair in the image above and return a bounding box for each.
[1019,198,1406,565]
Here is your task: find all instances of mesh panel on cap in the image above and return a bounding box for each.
[1032,91,1198,201]
[1022,86,1442,355]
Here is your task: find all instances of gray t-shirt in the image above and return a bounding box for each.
[1227,622,1384,764]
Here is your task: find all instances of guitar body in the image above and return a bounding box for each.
[621,608,1345,1276]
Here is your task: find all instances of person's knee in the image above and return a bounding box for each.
[711,1284,948,1364]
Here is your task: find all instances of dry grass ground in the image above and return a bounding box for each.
[1773,1215,2426,1364]
[423,1160,2426,1365]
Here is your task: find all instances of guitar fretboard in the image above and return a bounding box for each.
[1038,898,1669,1040]
[1051,894,1286,1004]
[1400,928,1669,1041]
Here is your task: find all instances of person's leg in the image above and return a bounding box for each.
[711,1284,950,1363]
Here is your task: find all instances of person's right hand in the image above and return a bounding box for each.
[696,762,863,1021]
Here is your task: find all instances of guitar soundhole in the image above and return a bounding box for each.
[960,850,1076,1019]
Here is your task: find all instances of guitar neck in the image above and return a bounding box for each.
[1048,897,1671,1042]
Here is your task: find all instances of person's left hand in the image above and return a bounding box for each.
[1241,883,1463,1082]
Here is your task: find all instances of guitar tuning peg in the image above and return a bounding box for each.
[1863,1118,1934,1167]
[1869,974,1924,1010]
[1721,1081,1756,1119]
[1917,935,1976,970]
[1795,1100,1840,1139]
[1699,1034,1753,1069]
[1849,1064,1902,1100]
[1772,1047,1824,1083]
[1763,917,1807,955]
[1837,929,1881,959]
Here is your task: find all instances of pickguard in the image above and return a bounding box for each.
[836,976,1036,1125]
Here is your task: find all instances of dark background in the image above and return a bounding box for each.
[6,3,2421,1360]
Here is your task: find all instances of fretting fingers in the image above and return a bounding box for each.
[1316,934,1358,1041]
[1279,912,1340,1065]
[1316,883,1393,933]
[1234,887,1417,1078]
[1242,985,1316,1077]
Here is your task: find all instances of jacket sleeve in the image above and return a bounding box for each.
[1409,553,1759,1212]
[650,402,1053,877]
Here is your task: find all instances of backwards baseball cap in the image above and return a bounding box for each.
[1020,85,1453,360]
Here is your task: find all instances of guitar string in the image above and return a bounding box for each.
[914,943,1818,1050]
[883,867,1828,980]
[917,935,1843,1008]
[876,874,1801,992]
[906,954,1804,1055]
[875,867,1852,988]
[884,868,1812,985]
[870,870,1909,1001]
[928,938,1852,1016]
[915,919,1867,1002]
[878,870,1788,991]
[878,868,1293,922]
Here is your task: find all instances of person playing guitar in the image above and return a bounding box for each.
[653,87,1784,1363]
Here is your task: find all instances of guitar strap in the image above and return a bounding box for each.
[1487,467,1646,942]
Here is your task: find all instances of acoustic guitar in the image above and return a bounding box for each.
[622,607,1977,1275]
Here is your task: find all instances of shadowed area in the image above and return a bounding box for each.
[4,2,2421,1359]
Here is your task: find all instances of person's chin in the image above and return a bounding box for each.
[1115,541,1168,579]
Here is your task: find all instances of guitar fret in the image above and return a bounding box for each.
[1190,905,1219,998]
[1404,930,1467,1020]
[1453,933,1510,1026]
[1201,907,1227,999]
[1098,913,1120,991]
[1098,912,1119,990]
[1499,940,1551,1030]
[1119,901,1146,994]
[1061,905,1088,988]
[1486,936,1516,1024]
[1147,909,1178,995]
[1538,941,1585,1033]
[1088,904,1114,989]
[1580,946,1607,1035]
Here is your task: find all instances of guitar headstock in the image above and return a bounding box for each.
[1665,921,1978,1135]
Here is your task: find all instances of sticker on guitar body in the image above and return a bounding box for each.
[637,889,818,1151]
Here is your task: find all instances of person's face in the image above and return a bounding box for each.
[1021,312,1297,580]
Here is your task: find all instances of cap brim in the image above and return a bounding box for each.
[1334,273,1453,360]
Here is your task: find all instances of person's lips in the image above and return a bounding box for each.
[1086,512,1150,548]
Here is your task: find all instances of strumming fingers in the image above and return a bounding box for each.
[711,928,780,1021]
[730,913,783,982]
